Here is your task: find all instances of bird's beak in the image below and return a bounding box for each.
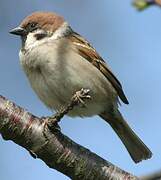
[9,26,26,36]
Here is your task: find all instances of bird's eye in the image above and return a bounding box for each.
[30,23,36,28]
[27,22,38,32]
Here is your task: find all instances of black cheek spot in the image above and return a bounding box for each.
[34,33,47,40]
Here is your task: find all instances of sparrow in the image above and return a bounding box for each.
[10,11,152,163]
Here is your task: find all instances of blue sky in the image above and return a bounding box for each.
[0,0,161,179]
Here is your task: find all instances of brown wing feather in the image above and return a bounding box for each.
[68,32,129,104]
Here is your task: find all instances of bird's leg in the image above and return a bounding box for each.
[43,88,91,132]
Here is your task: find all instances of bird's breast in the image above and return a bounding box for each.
[19,40,118,117]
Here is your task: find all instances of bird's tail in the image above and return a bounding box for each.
[100,110,152,163]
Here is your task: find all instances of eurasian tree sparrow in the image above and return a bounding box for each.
[10,11,152,163]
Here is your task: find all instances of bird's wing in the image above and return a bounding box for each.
[68,32,129,104]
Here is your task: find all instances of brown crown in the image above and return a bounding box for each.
[20,11,65,32]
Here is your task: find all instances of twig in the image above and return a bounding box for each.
[133,0,161,10]
[0,93,138,180]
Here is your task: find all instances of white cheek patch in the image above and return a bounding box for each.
[25,32,37,48]
[25,29,47,50]
[24,22,69,51]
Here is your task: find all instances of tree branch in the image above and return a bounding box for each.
[141,170,161,179]
[0,94,138,180]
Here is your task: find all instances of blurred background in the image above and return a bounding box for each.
[0,0,161,179]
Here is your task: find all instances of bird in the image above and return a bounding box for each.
[10,11,152,163]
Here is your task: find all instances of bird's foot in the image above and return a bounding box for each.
[42,88,91,132]
[42,115,61,132]
[72,88,91,107]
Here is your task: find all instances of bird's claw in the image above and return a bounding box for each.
[42,115,61,131]
[73,88,91,107]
